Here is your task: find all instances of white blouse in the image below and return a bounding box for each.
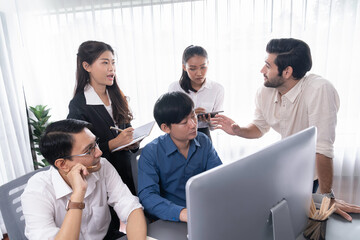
[168,79,224,128]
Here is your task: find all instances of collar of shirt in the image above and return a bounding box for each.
[51,165,101,200]
[274,76,306,104]
[84,84,111,106]
[197,79,212,93]
[164,134,201,159]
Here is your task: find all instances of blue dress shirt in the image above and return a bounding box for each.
[138,132,222,221]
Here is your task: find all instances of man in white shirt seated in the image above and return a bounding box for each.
[21,119,146,240]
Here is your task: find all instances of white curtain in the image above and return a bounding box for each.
[0,0,359,229]
[0,12,34,236]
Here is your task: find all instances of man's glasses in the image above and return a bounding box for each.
[63,138,99,159]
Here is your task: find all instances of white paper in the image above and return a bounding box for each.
[146,237,158,240]
[111,121,155,152]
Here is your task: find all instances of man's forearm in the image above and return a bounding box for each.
[55,192,84,240]
[236,123,263,139]
[316,153,333,194]
[140,195,184,221]
[126,208,147,240]
[138,181,184,221]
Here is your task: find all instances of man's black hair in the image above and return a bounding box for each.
[153,92,194,127]
[266,38,312,79]
[39,119,92,167]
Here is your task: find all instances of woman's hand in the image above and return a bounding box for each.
[195,107,209,122]
[123,141,140,151]
[108,127,134,151]
[114,127,134,146]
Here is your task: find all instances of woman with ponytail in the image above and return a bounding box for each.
[168,45,224,140]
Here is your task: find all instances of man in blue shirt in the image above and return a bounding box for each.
[138,92,222,222]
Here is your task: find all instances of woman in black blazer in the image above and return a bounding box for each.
[67,40,139,194]
[68,41,139,239]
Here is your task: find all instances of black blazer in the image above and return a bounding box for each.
[67,92,136,194]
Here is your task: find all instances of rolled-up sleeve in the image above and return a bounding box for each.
[308,83,340,158]
[103,159,143,223]
[252,88,271,135]
[22,176,59,240]
[138,146,184,221]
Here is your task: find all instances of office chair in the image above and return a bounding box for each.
[0,166,50,240]
[130,148,142,194]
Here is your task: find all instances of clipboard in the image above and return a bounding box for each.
[111,121,155,152]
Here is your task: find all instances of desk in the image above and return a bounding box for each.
[120,194,358,240]
[119,220,187,240]
[146,220,187,240]
[326,213,360,240]
[121,216,360,240]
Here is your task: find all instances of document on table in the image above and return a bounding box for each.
[111,121,155,152]
[146,237,158,240]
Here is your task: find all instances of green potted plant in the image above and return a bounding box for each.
[28,105,51,168]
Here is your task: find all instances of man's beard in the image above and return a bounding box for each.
[264,75,285,88]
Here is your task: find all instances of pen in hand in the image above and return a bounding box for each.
[110,126,123,132]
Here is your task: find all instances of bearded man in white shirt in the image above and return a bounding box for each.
[212,38,360,221]
[21,119,146,240]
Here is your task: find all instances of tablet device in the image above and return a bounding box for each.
[111,121,155,152]
[197,110,224,119]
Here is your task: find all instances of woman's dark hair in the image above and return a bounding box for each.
[266,38,312,79]
[75,40,133,124]
[40,119,92,167]
[153,92,194,127]
[179,45,208,93]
